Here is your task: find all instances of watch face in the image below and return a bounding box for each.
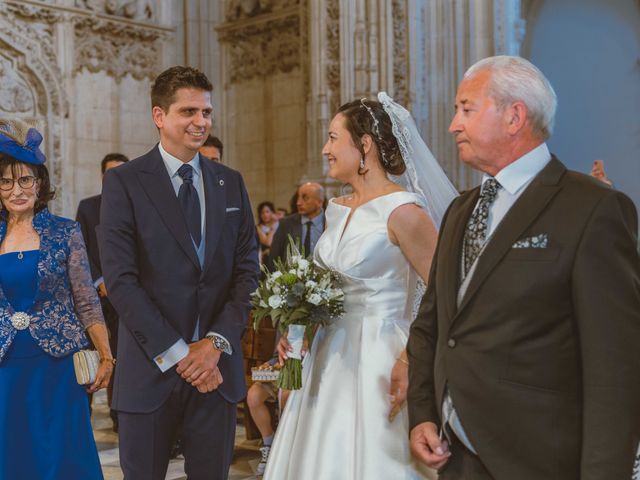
[210,335,227,352]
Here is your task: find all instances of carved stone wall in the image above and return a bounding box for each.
[217,0,308,210]
[0,0,529,216]
[0,0,173,216]
[407,0,524,190]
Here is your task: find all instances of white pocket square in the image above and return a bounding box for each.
[226,207,240,212]
[513,233,548,249]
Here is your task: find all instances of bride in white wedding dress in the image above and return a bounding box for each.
[263,94,458,480]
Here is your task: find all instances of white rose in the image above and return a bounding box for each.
[270,271,283,280]
[307,293,322,305]
[290,255,301,265]
[305,280,318,289]
[289,269,297,275]
[268,295,283,309]
[298,259,310,271]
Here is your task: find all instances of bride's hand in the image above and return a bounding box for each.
[276,333,292,366]
[388,357,409,421]
[276,331,309,366]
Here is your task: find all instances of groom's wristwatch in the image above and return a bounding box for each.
[205,333,232,355]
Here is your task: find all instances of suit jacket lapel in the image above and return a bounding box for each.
[202,159,225,274]
[441,190,479,322]
[137,147,201,270]
[294,214,303,244]
[453,158,566,321]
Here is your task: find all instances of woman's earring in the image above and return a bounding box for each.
[359,156,365,170]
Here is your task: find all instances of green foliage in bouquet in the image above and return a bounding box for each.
[250,236,345,389]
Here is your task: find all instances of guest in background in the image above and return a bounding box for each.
[288,189,298,215]
[256,201,278,263]
[76,152,128,430]
[0,119,113,480]
[590,159,613,186]
[199,135,223,163]
[275,207,288,220]
[266,182,325,271]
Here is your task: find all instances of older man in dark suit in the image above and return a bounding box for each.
[99,66,259,480]
[407,56,640,480]
[76,152,128,428]
[266,182,325,269]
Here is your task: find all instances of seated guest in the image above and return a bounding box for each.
[0,118,113,479]
[256,201,279,263]
[247,355,290,476]
[266,182,325,271]
[199,135,223,162]
[76,152,128,430]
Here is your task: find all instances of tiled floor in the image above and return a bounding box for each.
[92,391,262,480]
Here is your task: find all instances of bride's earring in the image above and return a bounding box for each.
[359,156,365,170]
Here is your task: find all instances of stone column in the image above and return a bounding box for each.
[409,0,524,191]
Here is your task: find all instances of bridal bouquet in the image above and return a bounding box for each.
[251,237,344,390]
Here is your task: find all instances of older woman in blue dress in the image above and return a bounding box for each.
[0,119,112,479]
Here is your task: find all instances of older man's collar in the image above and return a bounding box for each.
[485,143,551,195]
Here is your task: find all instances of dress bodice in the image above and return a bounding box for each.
[0,250,42,358]
[0,250,39,311]
[315,191,422,330]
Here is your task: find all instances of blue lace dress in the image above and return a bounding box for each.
[0,250,103,479]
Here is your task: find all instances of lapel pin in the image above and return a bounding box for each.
[219,179,225,186]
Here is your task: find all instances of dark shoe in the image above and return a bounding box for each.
[170,439,183,459]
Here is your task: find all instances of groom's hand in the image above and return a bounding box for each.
[194,367,224,393]
[410,421,451,469]
[177,339,221,386]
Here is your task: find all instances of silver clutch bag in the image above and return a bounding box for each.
[72,349,100,385]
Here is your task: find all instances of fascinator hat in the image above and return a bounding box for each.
[0,119,47,165]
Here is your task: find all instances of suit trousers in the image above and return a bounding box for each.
[119,378,236,480]
[438,432,494,480]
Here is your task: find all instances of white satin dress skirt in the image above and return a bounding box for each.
[264,191,437,480]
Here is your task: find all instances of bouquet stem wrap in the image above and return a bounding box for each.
[277,324,305,390]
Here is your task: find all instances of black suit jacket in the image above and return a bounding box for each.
[99,146,259,412]
[407,157,640,479]
[266,212,325,271]
[76,194,102,283]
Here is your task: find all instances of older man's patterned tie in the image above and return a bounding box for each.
[462,178,501,277]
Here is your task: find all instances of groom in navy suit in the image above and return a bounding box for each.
[99,66,259,480]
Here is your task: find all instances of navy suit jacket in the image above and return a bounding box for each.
[99,145,259,412]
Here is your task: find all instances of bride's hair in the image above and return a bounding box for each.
[337,99,406,176]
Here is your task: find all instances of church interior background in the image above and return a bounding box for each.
[1,0,639,478]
